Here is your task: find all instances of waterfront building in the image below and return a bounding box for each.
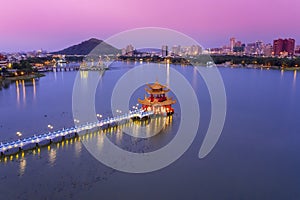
[230,37,236,52]
[0,54,5,61]
[162,45,168,57]
[233,42,245,55]
[273,38,295,56]
[125,44,135,56]
[295,45,300,56]
[171,45,181,56]
[138,81,176,115]
[0,54,8,67]
[121,48,127,56]
[208,48,223,55]
[190,45,202,55]
[263,44,273,57]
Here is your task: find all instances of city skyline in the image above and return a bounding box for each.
[0,36,298,54]
[1,0,300,52]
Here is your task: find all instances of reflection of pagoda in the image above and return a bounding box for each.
[138,81,176,115]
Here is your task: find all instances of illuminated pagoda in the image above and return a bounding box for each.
[138,81,176,115]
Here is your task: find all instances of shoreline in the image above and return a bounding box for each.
[116,59,300,71]
[5,73,45,81]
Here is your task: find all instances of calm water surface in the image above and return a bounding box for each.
[0,62,300,199]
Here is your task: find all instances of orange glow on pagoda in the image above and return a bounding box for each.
[138,81,176,115]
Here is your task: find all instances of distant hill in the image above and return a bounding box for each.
[52,38,120,55]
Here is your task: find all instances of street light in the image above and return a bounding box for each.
[16,131,22,138]
[47,124,53,131]
[96,114,102,118]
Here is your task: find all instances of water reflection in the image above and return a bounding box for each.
[97,131,104,150]
[48,147,57,167]
[166,62,170,86]
[32,79,36,100]
[0,116,174,175]
[54,68,57,80]
[80,71,89,79]
[74,137,82,158]
[116,128,123,143]
[19,158,26,176]
[21,80,26,103]
[14,79,38,104]
[16,81,20,106]
[193,67,198,89]
[292,70,297,90]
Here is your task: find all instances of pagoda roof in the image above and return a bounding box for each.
[145,88,170,95]
[138,97,176,106]
[146,81,167,90]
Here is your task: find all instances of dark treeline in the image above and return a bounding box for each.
[118,54,300,68]
[210,55,300,68]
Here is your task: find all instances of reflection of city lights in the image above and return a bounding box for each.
[19,159,26,176]
[293,70,297,88]
[48,148,57,166]
[80,71,88,79]
[22,80,26,102]
[33,78,36,100]
[74,139,82,158]
[16,81,20,105]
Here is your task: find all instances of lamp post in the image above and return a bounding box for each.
[96,114,102,118]
[47,124,53,132]
[16,131,22,138]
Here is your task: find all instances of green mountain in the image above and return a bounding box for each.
[52,38,120,55]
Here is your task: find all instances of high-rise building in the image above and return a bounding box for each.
[125,44,135,56]
[171,45,181,56]
[162,45,168,57]
[235,41,242,47]
[285,39,295,56]
[0,54,7,67]
[273,38,295,56]
[263,44,273,57]
[0,54,5,61]
[295,45,300,55]
[245,43,256,56]
[230,37,236,52]
[190,45,202,55]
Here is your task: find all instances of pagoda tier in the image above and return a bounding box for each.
[146,81,167,90]
[145,81,170,95]
[138,97,176,106]
[138,81,176,115]
[145,88,170,95]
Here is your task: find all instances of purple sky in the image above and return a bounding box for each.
[1,0,299,52]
